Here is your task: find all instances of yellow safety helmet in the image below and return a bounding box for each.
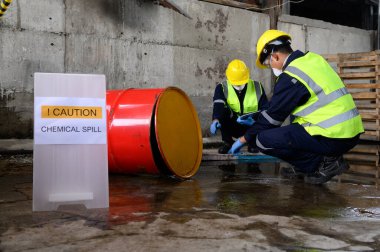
[256,29,291,69]
[225,59,250,86]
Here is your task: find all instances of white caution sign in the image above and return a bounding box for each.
[33,73,108,211]
[34,97,106,144]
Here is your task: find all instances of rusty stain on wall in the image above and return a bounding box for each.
[203,57,228,80]
[0,92,33,138]
[215,35,225,46]
[195,17,203,29]
[0,88,16,100]
[199,9,228,47]
[204,9,228,33]
[195,64,203,77]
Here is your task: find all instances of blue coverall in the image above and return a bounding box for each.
[244,50,360,173]
[212,83,268,145]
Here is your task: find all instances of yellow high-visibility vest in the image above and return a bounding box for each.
[284,52,364,138]
[221,79,262,115]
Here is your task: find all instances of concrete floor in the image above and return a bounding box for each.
[1,153,380,251]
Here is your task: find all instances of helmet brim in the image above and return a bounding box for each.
[228,77,249,86]
[256,57,268,69]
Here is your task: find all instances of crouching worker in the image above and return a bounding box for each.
[228,30,364,184]
[210,59,268,154]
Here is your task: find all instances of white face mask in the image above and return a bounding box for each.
[233,84,246,91]
[272,68,283,77]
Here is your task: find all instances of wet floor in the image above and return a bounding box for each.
[1,154,380,251]
[109,162,380,223]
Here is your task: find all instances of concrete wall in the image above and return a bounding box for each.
[278,15,374,54]
[0,0,270,138]
[0,2,375,139]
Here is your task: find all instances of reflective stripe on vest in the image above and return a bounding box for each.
[286,66,350,117]
[221,79,262,115]
[301,107,359,128]
[284,52,364,138]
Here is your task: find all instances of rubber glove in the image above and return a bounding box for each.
[236,115,255,126]
[210,120,221,135]
[228,138,245,154]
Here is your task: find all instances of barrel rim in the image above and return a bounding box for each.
[154,86,203,178]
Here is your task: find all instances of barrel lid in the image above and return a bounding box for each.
[154,87,203,178]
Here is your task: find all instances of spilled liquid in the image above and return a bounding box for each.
[108,162,380,226]
[1,155,379,231]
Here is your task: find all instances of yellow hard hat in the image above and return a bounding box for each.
[256,29,291,69]
[226,59,250,85]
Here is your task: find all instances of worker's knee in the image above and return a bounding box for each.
[255,133,274,153]
[255,130,291,155]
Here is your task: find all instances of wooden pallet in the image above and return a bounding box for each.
[341,144,380,183]
[324,51,380,141]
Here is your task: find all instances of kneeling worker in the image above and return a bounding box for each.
[228,30,364,184]
[210,59,268,154]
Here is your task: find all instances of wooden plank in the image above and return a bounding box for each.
[334,173,379,185]
[360,134,380,141]
[359,109,380,114]
[351,92,378,99]
[363,130,380,136]
[360,113,380,120]
[199,0,260,10]
[346,83,380,89]
[338,61,378,68]
[344,154,378,162]
[363,122,380,131]
[349,145,379,154]
[361,130,380,140]
[348,164,378,172]
[340,72,376,79]
[338,51,377,57]
[356,103,379,109]
[363,125,380,132]
[336,173,379,184]
[347,169,378,177]
[337,52,378,61]
[325,52,380,65]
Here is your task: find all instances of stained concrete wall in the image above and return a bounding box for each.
[0,1,375,139]
[0,0,270,138]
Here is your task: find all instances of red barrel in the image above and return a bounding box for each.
[107,87,203,179]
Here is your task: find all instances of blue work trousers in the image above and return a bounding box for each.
[254,123,360,173]
[219,115,249,145]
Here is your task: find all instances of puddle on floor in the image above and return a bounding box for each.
[107,161,380,226]
[1,154,379,230]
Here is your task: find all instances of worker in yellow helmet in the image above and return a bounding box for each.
[228,30,364,184]
[210,59,268,154]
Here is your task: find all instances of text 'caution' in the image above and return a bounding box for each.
[41,106,102,119]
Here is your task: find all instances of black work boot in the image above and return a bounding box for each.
[304,155,349,185]
[218,143,232,154]
[280,166,306,179]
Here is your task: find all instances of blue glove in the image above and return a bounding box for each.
[237,115,255,126]
[210,120,221,135]
[228,139,245,154]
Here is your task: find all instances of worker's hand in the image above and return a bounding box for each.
[237,115,255,126]
[228,138,245,155]
[210,120,221,135]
